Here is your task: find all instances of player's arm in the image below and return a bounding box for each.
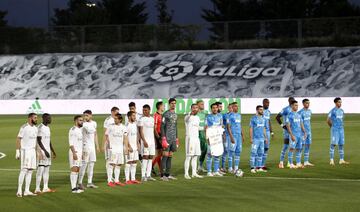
[102,128,108,152]
[286,121,295,141]
[95,131,100,153]
[300,121,307,139]
[139,126,148,148]
[249,126,253,144]
[227,123,235,144]
[241,128,245,143]
[15,136,21,160]
[327,115,332,128]
[69,133,78,160]
[269,119,274,137]
[276,112,287,130]
[264,127,268,144]
[50,141,56,159]
[37,136,50,158]
[124,134,131,154]
[154,116,160,139]
[161,115,166,138]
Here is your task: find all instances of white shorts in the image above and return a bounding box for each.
[125,150,139,163]
[21,149,37,170]
[141,140,155,156]
[69,150,82,168]
[109,151,124,165]
[83,150,96,163]
[185,136,201,156]
[38,151,52,166]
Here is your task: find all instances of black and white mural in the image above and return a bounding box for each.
[0,47,359,99]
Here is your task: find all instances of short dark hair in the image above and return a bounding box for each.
[215,101,222,106]
[115,113,123,120]
[288,97,295,101]
[28,113,37,118]
[169,98,176,104]
[302,99,310,104]
[231,102,238,106]
[129,102,136,108]
[74,115,82,121]
[111,107,119,112]
[196,100,204,104]
[42,113,50,119]
[334,97,342,103]
[263,98,269,103]
[256,105,263,110]
[143,104,151,110]
[127,111,135,117]
[290,100,298,105]
[210,103,218,108]
[191,103,197,109]
[83,110,92,115]
[156,101,163,110]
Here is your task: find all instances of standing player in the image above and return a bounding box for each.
[327,97,349,165]
[205,103,223,177]
[249,105,267,173]
[262,99,273,169]
[227,102,244,173]
[161,98,179,181]
[153,101,164,176]
[35,113,56,194]
[276,97,295,169]
[138,104,156,182]
[105,113,128,187]
[298,99,314,166]
[221,104,233,173]
[184,104,203,179]
[78,110,99,189]
[196,100,208,173]
[16,113,38,197]
[125,102,142,125]
[69,115,84,193]
[286,101,306,169]
[103,107,119,185]
[125,111,141,184]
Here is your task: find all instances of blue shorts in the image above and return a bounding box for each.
[229,134,242,154]
[264,131,271,149]
[331,128,344,146]
[302,133,312,145]
[251,139,264,155]
[289,135,302,150]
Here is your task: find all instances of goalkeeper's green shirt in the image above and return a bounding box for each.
[197,110,208,131]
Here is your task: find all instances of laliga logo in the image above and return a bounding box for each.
[151,61,281,82]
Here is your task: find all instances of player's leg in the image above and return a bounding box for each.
[35,165,44,193]
[262,131,270,169]
[166,142,177,180]
[199,131,207,172]
[257,140,266,172]
[228,140,235,173]
[330,128,338,165]
[234,134,242,171]
[221,135,229,172]
[338,128,349,164]
[42,165,51,191]
[206,146,213,176]
[23,149,37,196]
[304,134,314,166]
[213,156,221,176]
[78,160,87,190]
[146,152,156,181]
[141,151,150,181]
[295,137,303,168]
[279,136,289,168]
[161,150,169,180]
[288,139,296,169]
[250,142,258,173]
[114,164,122,184]
[184,137,191,179]
[130,155,140,183]
[86,151,97,188]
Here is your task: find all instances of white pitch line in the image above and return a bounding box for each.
[0,152,6,159]
[0,168,359,182]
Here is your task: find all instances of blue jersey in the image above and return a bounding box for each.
[227,112,242,135]
[263,108,271,132]
[223,113,230,134]
[328,107,344,129]
[286,111,302,137]
[206,113,222,127]
[299,108,311,134]
[279,105,292,123]
[249,115,265,140]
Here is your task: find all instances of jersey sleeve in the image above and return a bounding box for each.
[18,126,25,138]
[285,115,290,125]
[137,117,144,127]
[37,126,43,137]
[249,117,254,128]
[69,130,76,146]
[105,127,110,136]
[328,109,333,118]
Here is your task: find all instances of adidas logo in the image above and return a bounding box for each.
[26,99,44,114]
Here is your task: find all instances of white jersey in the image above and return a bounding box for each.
[185,114,200,138]
[126,122,138,151]
[125,112,142,125]
[18,123,38,150]
[103,116,114,129]
[138,116,155,143]
[69,126,83,152]
[82,120,97,152]
[106,124,127,153]
[37,123,51,152]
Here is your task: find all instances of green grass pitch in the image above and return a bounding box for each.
[0,114,359,212]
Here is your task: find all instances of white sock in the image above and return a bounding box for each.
[43,166,50,190]
[78,162,87,184]
[114,166,121,182]
[130,164,137,181]
[107,166,113,183]
[146,158,153,178]
[184,156,191,176]
[70,172,78,189]
[141,159,148,178]
[125,164,130,182]
[18,169,26,193]
[191,156,198,176]
[87,162,94,184]
[25,170,33,193]
[35,166,44,191]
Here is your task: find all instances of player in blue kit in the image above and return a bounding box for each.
[286,100,306,169]
[298,99,314,167]
[327,97,349,166]
[276,97,295,169]
[221,104,233,173]
[249,105,268,173]
[227,102,244,173]
[205,103,223,176]
[261,99,273,170]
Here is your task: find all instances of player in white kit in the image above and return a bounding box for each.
[35,113,56,194]
[184,104,204,179]
[138,104,156,182]
[78,110,100,189]
[16,113,38,197]
[105,113,129,187]
[69,115,84,194]
[125,102,142,125]
[125,111,141,184]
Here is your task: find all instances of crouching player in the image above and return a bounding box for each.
[184,104,203,179]
[249,106,267,173]
[125,111,141,184]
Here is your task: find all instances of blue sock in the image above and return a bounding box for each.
[262,149,268,167]
[304,145,310,162]
[214,156,220,172]
[288,151,293,164]
[221,149,227,169]
[330,145,335,160]
[250,152,256,168]
[228,152,234,170]
[339,145,344,160]
[234,154,240,170]
[295,150,301,164]
[280,144,289,162]
[256,154,263,168]
[206,154,212,173]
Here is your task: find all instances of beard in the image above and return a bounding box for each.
[78,123,83,128]
[32,120,37,125]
